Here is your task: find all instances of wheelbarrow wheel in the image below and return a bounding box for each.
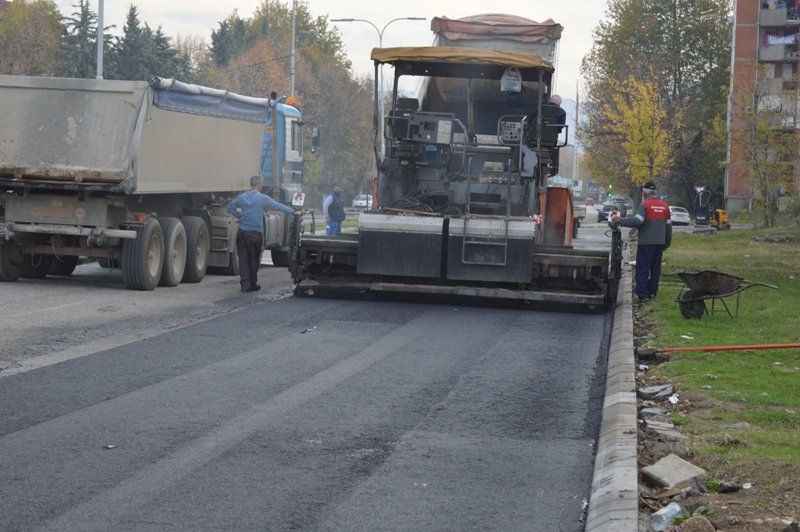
[679,290,706,319]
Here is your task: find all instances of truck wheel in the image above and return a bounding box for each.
[181,216,209,283]
[271,249,289,267]
[121,218,164,291]
[219,251,240,276]
[572,221,579,238]
[49,255,79,276]
[0,243,25,282]
[21,254,54,279]
[158,218,187,287]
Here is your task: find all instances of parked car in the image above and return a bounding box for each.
[669,206,691,226]
[585,198,594,206]
[352,194,373,210]
[597,202,626,222]
[611,195,634,212]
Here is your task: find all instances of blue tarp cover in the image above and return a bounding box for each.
[149,77,275,123]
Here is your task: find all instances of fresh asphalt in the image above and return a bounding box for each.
[1,216,619,532]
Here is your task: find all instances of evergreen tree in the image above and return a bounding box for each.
[62,0,97,78]
[210,13,252,68]
[108,5,150,80]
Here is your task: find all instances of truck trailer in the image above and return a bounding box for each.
[288,14,621,310]
[0,75,312,289]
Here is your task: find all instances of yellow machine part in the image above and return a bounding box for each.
[711,209,731,230]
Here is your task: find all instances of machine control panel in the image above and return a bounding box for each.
[387,111,455,146]
[501,121,521,143]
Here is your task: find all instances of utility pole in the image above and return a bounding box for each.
[573,80,579,188]
[290,0,296,97]
[95,0,104,79]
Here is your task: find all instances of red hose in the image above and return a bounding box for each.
[662,343,800,352]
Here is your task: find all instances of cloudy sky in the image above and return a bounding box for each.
[53,0,610,97]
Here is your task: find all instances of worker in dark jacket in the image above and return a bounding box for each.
[322,183,346,235]
[527,94,567,133]
[227,174,295,292]
[612,181,672,303]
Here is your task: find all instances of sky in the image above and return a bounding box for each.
[53,0,611,98]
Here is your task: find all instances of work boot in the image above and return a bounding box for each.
[248,284,261,292]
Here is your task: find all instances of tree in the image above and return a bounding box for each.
[0,0,63,76]
[209,0,367,205]
[108,5,149,80]
[62,0,98,78]
[210,12,252,68]
[605,76,673,187]
[729,71,799,227]
[107,5,192,82]
[175,33,219,86]
[581,0,731,206]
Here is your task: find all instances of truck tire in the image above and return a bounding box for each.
[0,243,25,282]
[572,219,579,238]
[49,255,79,276]
[271,249,289,267]
[181,216,209,283]
[158,218,187,287]
[21,254,54,279]
[219,251,239,276]
[121,218,164,291]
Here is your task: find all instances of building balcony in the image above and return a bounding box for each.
[759,43,800,60]
[760,78,784,94]
[762,7,787,25]
[761,6,800,25]
[759,78,799,94]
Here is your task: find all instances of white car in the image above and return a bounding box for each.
[669,206,691,226]
[352,194,372,210]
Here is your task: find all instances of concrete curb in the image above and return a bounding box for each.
[585,257,638,531]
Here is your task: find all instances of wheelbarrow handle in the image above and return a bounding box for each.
[744,282,779,290]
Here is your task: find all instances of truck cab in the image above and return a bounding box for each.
[260,103,304,205]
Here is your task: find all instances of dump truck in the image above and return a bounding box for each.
[288,14,621,310]
[0,75,316,289]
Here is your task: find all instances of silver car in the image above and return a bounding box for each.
[352,194,373,210]
[669,206,691,226]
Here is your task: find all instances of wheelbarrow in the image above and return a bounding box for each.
[673,270,778,319]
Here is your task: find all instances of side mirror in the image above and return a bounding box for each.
[311,126,321,156]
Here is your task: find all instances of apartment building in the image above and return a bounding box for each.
[726,0,800,213]
[0,0,10,23]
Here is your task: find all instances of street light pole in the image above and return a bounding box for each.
[290,0,296,97]
[95,0,104,79]
[330,17,425,160]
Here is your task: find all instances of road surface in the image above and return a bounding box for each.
[1,225,616,531]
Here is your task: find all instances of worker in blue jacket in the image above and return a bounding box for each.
[612,181,672,303]
[227,175,295,292]
[322,183,346,235]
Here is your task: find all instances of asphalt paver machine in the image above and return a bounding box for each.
[288,17,621,311]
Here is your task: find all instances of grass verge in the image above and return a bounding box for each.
[637,227,800,526]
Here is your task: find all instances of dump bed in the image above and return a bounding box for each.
[0,76,147,185]
[431,15,562,63]
[405,15,562,137]
[0,75,272,194]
